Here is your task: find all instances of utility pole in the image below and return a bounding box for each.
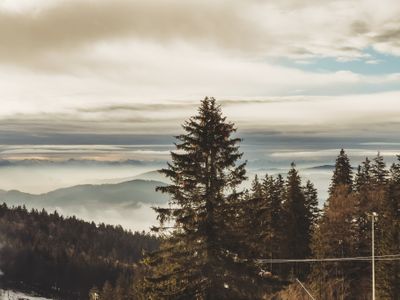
[370,212,378,300]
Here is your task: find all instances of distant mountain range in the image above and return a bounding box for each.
[305,164,335,170]
[99,170,170,184]
[0,179,169,209]
[0,158,166,167]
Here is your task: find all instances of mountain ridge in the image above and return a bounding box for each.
[0,179,169,208]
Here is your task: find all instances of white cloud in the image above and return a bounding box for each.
[0,0,400,66]
[270,149,400,159]
[0,0,399,141]
[0,40,398,114]
[224,91,400,133]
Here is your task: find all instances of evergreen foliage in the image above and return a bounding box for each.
[303,180,320,233]
[371,152,389,185]
[282,164,312,261]
[329,148,353,195]
[376,157,400,299]
[0,204,158,299]
[94,146,400,300]
[311,151,400,299]
[354,157,372,192]
[279,163,317,280]
[311,185,360,299]
[143,97,269,299]
[265,174,286,263]
[4,98,399,299]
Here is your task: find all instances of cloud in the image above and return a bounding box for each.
[76,102,198,114]
[0,0,399,146]
[221,91,400,137]
[1,0,400,70]
[270,149,400,159]
[0,0,262,67]
[365,59,382,64]
[2,92,400,144]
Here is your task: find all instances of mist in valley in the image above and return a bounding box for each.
[1,144,399,231]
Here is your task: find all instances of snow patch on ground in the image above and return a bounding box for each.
[0,289,52,300]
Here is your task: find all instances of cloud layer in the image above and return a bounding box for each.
[1,0,400,64]
[0,0,263,66]
[0,0,399,147]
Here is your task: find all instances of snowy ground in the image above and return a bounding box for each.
[0,290,52,300]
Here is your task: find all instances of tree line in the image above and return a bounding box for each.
[4,97,397,299]
[0,204,159,299]
[95,98,400,300]
[104,97,396,300]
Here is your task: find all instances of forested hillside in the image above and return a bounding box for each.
[0,179,168,209]
[0,204,159,299]
[2,98,398,300]
[97,98,398,300]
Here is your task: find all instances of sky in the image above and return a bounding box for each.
[1,0,400,180]
[1,0,400,230]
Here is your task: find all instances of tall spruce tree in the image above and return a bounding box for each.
[329,149,353,195]
[251,175,264,200]
[246,174,286,278]
[376,156,400,299]
[303,180,320,233]
[354,157,372,192]
[371,152,389,185]
[311,151,359,298]
[144,97,266,299]
[345,154,390,299]
[268,175,286,277]
[354,157,375,261]
[244,175,267,259]
[281,163,310,279]
[261,175,281,258]
[311,185,359,299]
[268,175,285,259]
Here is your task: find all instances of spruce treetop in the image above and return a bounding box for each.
[329,148,353,195]
[147,97,259,299]
[371,152,389,185]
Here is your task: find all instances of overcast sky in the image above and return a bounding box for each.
[1,0,400,160]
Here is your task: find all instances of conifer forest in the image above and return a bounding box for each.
[3,98,398,299]
[2,1,400,299]
[133,98,400,300]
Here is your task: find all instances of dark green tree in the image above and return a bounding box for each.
[371,152,389,185]
[264,174,286,278]
[245,175,268,259]
[281,163,311,279]
[352,154,388,289]
[354,157,372,192]
[251,174,279,259]
[0,203,157,299]
[376,156,400,299]
[251,175,264,199]
[303,180,320,233]
[311,186,359,299]
[354,157,375,261]
[329,149,353,195]
[268,175,286,256]
[144,97,266,299]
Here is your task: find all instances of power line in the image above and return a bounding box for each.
[296,278,316,300]
[256,254,400,264]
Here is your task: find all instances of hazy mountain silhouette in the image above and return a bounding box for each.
[0,179,169,209]
[96,170,169,184]
[305,165,335,170]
